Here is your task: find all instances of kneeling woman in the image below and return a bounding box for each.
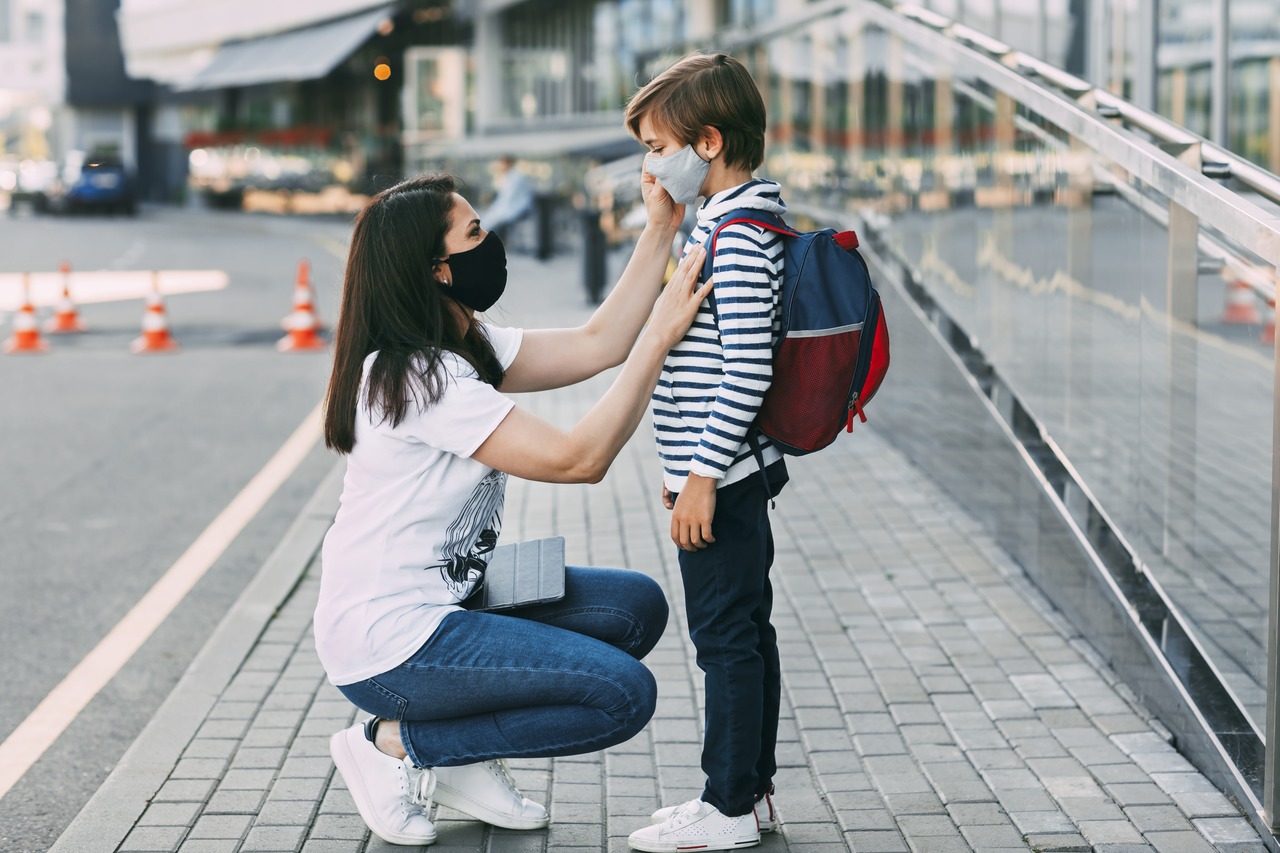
[317,173,707,846]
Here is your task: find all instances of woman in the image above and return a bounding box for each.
[317,171,709,846]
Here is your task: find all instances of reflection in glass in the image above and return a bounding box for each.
[757,4,1275,739]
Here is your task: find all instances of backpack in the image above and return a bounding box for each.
[702,208,890,457]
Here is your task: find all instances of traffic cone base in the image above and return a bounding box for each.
[5,279,50,354]
[277,307,326,352]
[4,328,50,354]
[131,332,180,354]
[46,308,87,334]
[132,284,180,354]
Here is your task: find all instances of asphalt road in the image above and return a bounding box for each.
[0,205,355,852]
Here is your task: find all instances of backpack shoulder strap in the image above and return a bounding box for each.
[701,207,794,276]
[700,208,796,317]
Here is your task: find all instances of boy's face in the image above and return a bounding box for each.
[638,114,694,159]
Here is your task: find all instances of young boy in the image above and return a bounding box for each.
[624,53,789,852]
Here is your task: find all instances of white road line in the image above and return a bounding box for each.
[0,270,228,311]
[0,403,325,802]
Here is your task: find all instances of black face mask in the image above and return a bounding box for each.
[436,231,507,312]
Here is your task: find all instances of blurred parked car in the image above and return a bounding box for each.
[39,155,137,215]
[4,159,58,214]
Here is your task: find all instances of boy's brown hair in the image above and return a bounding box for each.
[625,53,766,172]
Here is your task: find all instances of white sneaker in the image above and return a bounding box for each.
[329,722,437,846]
[629,799,760,851]
[433,758,550,830]
[651,792,778,834]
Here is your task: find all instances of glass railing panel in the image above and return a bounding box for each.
[1136,211,1275,728]
[755,3,1277,741]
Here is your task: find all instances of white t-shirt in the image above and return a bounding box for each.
[315,324,523,685]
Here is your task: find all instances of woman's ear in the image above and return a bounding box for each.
[699,126,724,161]
[432,260,451,287]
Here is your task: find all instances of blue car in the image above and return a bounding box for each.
[41,159,137,215]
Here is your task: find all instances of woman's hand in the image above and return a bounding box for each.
[641,166,684,234]
[647,246,710,349]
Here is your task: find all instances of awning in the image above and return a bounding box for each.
[177,6,391,91]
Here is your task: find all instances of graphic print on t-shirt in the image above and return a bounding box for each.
[431,469,507,598]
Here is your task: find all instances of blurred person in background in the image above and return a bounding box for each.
[317,170,710,846]
[479,156,534,243]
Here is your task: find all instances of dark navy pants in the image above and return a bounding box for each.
[674,461,787,818]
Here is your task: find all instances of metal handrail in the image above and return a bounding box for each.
[842,0,1280,267]
[893,1,1280,295]
[901,0,1280,212]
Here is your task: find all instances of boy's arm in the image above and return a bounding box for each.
[671,222,778,550]
[689,222,778,479]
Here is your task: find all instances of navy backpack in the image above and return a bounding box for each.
[702,208,890,456]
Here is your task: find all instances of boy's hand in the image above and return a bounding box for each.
[671,473,716,551]
[662,483,674,510]
[641,167,684,234]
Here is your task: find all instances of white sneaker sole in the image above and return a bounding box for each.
[628,835,760,852]
[329,731,437,846]
[433,781,550,830]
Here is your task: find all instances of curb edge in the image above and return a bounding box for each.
[48,459,345,853]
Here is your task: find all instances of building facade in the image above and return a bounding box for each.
[0,0,64,162]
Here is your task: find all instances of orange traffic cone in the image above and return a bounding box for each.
[45,262,87,333]
[4,273,50,354]
[280,259,325,331]
[1263,299,1276,346]
[277,300,326,352]
[131,272,180,354]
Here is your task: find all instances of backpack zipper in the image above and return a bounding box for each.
[844,284,881,433]
[846,392,867,432]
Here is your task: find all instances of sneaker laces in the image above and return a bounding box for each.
[488,758,522,797]
[409,763,436,812]
[663,798,706,829]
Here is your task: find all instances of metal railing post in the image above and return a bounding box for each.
[1162,191,1200,566]
[1064,135,1094,432]
[1268,262,1280,831]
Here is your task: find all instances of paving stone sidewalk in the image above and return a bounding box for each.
[55,250,1270,853]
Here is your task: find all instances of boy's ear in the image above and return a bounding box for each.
[699,126,724,160]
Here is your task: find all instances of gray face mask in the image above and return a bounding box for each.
[645,145,712,205]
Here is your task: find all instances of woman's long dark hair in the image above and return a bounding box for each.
[324,174,505,454]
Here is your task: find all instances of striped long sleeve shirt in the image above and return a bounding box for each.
[653,178,787,493]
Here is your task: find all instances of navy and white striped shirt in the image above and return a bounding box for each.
[653,179,787,492]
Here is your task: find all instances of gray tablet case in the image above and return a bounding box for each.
[478,536,566,611]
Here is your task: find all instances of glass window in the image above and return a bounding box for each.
[0,0,11,43]
[25,9,40,43]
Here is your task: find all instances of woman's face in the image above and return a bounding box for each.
[433,193,486,287]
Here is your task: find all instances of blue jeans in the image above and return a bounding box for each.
[337,566,668,768]
[675,461,787,818]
